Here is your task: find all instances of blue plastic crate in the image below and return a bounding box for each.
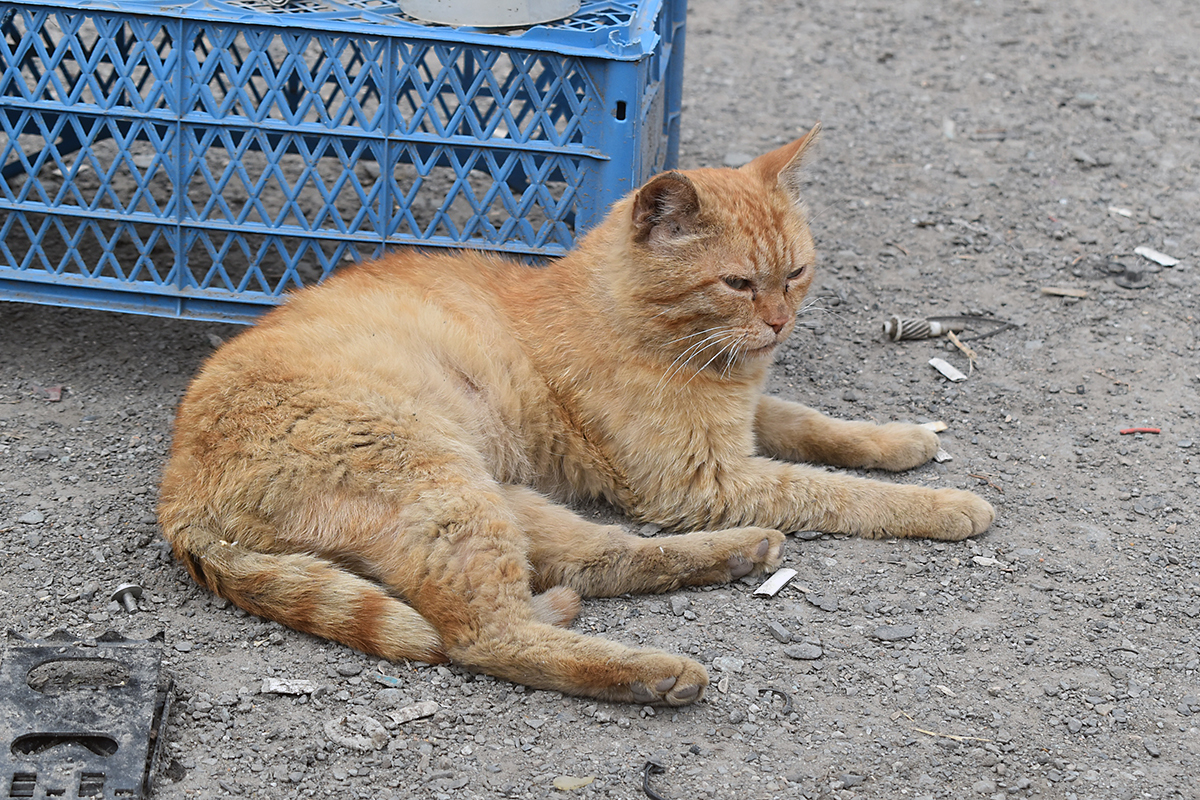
[0,0,685,322]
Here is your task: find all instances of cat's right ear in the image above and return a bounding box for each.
[631,172,701,247]
[745,122,821,205]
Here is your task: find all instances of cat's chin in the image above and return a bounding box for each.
[745,341,781,358]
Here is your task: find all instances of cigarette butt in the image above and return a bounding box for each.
[920,421,949,433]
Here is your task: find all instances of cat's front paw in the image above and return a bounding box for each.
[926,488,995,540]
[865,422,940,471]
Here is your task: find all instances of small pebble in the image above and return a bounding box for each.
[806,593,839,612]
[712,656,744,673]
[1071,148,1097,166]
[783,643,823,660]
[374,688,407,707]
[18,510,45,525]
[871,624,917,641]
[766,620,792,643]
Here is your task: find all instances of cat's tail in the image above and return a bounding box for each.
[173,538,447,664]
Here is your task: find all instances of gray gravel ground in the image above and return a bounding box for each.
[3,0,1200,798]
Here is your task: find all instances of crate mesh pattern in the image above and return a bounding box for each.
[0,0,684,321]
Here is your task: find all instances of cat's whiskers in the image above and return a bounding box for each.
[663,325,733,347]
[720,336,752,379]
[680,330,752,388]
[656,335,723,388]
[804,200,837,225]
[797,299,849,327]
[656,328,740,392]
[659,330,735,382]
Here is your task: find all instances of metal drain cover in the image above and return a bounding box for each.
[0,630,172,799]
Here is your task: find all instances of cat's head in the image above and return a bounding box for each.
[607,124,821,381]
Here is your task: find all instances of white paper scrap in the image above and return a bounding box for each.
[933,448,954,463]
[928,358,968,382]
[260,678,317,695]
[753,567,798,597]
[1134,245,1180,267]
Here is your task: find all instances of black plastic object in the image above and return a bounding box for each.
[0,630,172,799]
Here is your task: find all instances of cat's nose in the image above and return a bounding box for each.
[759,299,792,335]
[766,314,790,334]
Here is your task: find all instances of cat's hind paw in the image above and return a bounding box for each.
[608,654,709,707]
[725,528,786,578]
[673,526,785,587]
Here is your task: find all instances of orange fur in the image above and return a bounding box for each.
[159,124,993,705]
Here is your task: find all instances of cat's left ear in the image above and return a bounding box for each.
[631,171,701,246]
[744,122,821,204]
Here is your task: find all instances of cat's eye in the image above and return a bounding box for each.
[723,276,752,291]
[787,266,806,281]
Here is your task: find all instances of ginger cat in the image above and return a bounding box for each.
[159,124,993,706]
